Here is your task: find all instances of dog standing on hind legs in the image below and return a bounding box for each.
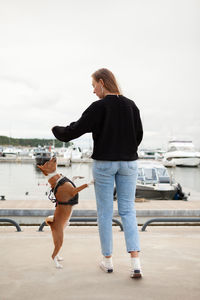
[37,157,93,269]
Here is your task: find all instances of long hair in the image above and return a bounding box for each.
[91,68,122,94]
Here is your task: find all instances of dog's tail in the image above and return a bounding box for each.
[45,215,54,226]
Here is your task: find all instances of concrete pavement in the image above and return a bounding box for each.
[0,226,200,300]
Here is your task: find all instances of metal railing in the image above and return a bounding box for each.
[2,216,200,233]
[141,217,200,231]
[0,218,22,232]
[38,217,123,232]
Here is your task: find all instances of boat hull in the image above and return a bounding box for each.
[163,157,200,167]
[35,157,51,165]
[136,187,177,200]
[57,157,71,167]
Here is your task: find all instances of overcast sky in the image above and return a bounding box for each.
[0,0,199,149]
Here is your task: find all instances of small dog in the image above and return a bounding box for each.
[37,157,93,268]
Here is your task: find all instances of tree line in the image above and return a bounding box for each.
[0,135,71,148]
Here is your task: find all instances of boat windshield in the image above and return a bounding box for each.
[138,168,157,184]
[157,168,168,177]
[168,142,195,152]
[138,167,170,184]
[157,168,170,183]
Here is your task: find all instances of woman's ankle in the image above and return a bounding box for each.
[130,251,139,258]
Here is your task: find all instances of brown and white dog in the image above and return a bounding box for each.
[37,157,93,268]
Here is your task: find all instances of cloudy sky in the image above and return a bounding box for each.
[0,0,199,149]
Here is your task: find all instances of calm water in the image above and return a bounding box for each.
[0,162,95,201]
[0,161,200,201]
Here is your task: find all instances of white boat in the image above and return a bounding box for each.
[34,148,51,165]
[138,149,165,160]
[56,156,71,167]
[135,160,187,200]
[113,160,188,200]
[71,146,83,163]
[18,148,31,157]
[82,147,93,158]
[163,140,200,167]
[2,147,19,157]
[56,147,71,167]
[55,146,92,165]
[57,146,82,163]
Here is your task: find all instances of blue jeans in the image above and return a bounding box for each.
[92,160,140,256]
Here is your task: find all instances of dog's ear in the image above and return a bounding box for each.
[37,165,48,176]
[51,157,57,163]
[37,164,43,170]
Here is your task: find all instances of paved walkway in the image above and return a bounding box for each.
[0,198,200,210]
[0,226,200,300]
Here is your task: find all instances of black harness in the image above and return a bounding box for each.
[48,176,78,207]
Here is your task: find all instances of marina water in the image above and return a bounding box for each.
[0,162,200,201]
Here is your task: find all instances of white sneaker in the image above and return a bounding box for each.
[130,257,142,278]
[100,257,113,273]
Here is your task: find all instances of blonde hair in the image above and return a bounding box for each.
[92,68,122,94]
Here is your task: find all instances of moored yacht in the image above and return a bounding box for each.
[114,160,188,200]
[2,147,19,157]
[138,149,165,160]
[56,146,71,167]
[135,160,187,200]
[71,146,83,163]
[163,140,200,167]
[34,147,51,165]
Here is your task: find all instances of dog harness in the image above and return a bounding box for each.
[48,175,78,206]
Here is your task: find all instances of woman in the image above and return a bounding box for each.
[52,68,143,278]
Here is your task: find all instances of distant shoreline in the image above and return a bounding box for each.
[0,135,71,148]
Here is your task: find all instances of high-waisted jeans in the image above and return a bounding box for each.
[92,160,140,256]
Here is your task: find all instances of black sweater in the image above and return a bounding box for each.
[52,95,143,161]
